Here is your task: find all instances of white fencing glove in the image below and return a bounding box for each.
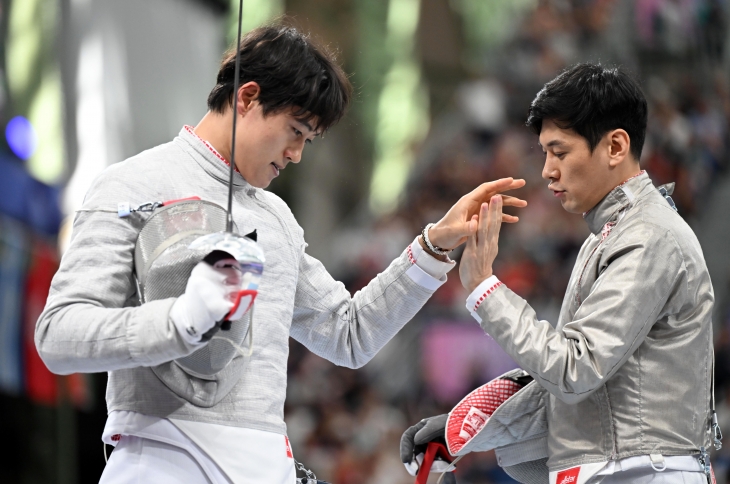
[169,260,238,345]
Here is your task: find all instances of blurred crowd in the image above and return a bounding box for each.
[285,1,730,483]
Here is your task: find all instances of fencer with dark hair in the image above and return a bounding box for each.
[403,63,719,484]
[526,63,648,161]
[35,23,527,483]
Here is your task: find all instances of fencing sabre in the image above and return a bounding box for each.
[129,0,264,377]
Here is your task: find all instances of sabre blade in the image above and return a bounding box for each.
[228,0,244,232]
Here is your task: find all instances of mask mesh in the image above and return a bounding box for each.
[134,200,250,376]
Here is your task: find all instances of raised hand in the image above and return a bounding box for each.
[459,195,503,293]
[427,178,526,252]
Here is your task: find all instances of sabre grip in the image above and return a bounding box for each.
[416,442,456,484]
[199,294,250,340]
[202,251,257,333]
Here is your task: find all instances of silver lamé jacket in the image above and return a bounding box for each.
[473,172,714,471]
[35,127,446,435]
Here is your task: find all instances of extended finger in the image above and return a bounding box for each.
[500,195,524,223]
[500,195,528,208]
[478,202,489,245]
[467,178,525,201]
[465,215,479,255]
[468,214,479,234]
[488,196,503,246]
[501,178,526,193]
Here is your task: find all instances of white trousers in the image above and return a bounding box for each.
[100,435,229,484]
[100,412,297,483]
[593,467,708,484]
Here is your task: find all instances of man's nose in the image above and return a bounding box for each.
[542,154,558,181]
[285,143,303,164]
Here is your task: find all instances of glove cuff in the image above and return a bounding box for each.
[170,294,206,346]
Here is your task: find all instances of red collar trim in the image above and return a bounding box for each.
[617,170,646,188]
[184,125,240,174]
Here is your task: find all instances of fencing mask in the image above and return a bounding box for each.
[445,368,549,484]
[132,197,265,407]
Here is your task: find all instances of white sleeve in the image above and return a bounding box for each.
[290,240,453,369]
[408,236,456,281]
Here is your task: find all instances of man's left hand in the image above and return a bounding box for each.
[459,196,503,293]
[427,177,526,252]
[400,414,450,476]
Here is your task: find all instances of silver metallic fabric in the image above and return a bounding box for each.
[36,127,438,434]
[501,456,549,484]
[476,172,714,471]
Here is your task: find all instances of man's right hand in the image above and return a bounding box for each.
[169,260,237,345]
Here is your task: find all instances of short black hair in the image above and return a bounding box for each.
[207,24,352,133]
[526,63,648,160]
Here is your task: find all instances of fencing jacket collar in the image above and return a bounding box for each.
[583,171,650,235]
[177,125,250,188]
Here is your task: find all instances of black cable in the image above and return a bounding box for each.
[227,0,243,232]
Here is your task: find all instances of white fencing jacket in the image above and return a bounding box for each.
[36,127,454,444]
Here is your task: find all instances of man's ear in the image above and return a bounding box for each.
[607,129,631,168]
[236,81,261,116]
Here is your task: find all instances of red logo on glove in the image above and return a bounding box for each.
[556,466,580,484]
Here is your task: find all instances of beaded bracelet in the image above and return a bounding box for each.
[421,223,451,256]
